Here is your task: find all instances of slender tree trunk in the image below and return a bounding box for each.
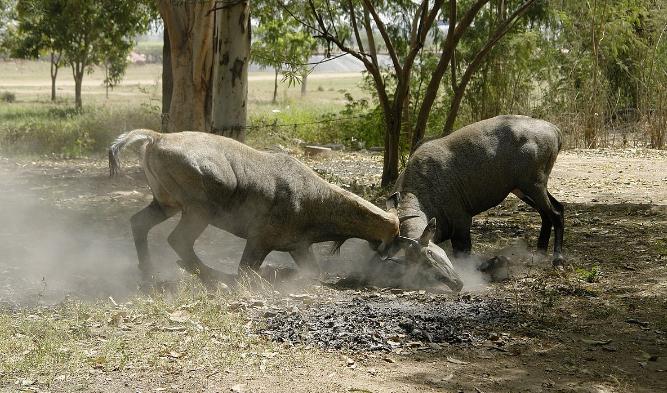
[382,114,401,187]
[301,72,307,96]
[159,1,214,132]
[272,67,279,103]
[104,63,109,99]
[72,62,84,110]
[586,0,599,148]
[162,30,173,132]
[410,0,459,152]
[50,51,59,102]
[211,0,250,141]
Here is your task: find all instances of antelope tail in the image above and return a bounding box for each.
[108,129,160,177]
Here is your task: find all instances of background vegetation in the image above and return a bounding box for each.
[0,0,665,160]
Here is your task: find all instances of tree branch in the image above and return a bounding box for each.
[442,0,537,135]
[361,0,402,73]
[304,0,389,117]
[403,0,445,77]
[362,8,380,71]
[453,0,489,41]
[411,0,459,151]
[348,0,365,54]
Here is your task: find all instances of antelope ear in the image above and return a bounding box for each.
[386,192,401,210]
[419,217,437,246]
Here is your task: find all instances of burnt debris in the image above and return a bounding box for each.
[257,290,515,351]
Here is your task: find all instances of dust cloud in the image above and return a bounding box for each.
[0,170,147,306]
[0,164,330,305]
[450,239,543,292]
[0,163,542,306]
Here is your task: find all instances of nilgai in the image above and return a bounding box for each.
[108,129,463,290]
[391,115,565,267]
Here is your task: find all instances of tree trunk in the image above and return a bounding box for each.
[162,30,173,132]
[50,51,59,102]
[586,0,599,148]
[272,67,279,103]
[72,62,84,110]
[210,0,250,141]
[104,63,109,99]
[301,72,307,96]
[381,114,401,187]
[159,1,214,132]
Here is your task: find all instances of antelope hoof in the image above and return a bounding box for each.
[200,269,233,291]
[260,265,299,283]
[552,254,566,270]
[139,266,158,284]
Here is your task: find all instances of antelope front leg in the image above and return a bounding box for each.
[131,199,176,283]
[289,245,320,277]
[168,210,234,288]
[238,239,270,280]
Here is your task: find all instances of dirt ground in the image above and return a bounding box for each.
[0,148,666,392]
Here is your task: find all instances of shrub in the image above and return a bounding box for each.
[0,104,160,157]
[1,91,16,103]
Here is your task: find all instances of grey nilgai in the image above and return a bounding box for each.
[391,115,565,266]
[108,129,462,289]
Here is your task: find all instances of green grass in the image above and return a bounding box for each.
[0,101,161,157]
[575,265,601,283]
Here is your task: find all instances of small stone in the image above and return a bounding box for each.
[304,145,333,157]
[323,143,344,151]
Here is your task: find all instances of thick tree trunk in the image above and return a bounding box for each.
[211,0,250,141]
[272,68,279,103]
[159,1,214,132]
[161,30,173,132]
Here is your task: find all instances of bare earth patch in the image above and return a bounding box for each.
[0,148,665,392]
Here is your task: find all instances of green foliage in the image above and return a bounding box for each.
[0,0,17,56]
[576,265,601,284]
[336,92,384,148]
[11,0,155,108]
[252,2,317,95]
[294,0,667,151]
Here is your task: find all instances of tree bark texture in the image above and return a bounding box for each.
[301,73,307,96]
[50,51,59,102]
[272,68,279,103]
[72,62,83,110]
[159,0,214,132]
[161,29,173,132]
[211,0,250,141]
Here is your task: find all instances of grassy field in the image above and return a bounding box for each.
[0,60,364,108]
[0,60,367,156]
